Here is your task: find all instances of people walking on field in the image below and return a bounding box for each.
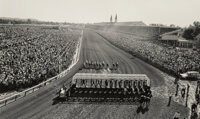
[138,85,152,111]
[181,88,186,98]
[175,84,179,96]
[190,103,198,119]
[168,94,172,106]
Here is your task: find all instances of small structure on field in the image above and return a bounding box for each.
[72,73,150,88]
[55,73,152,104]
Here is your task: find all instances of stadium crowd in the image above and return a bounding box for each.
[0,25,81,92]
[98,31,200,77]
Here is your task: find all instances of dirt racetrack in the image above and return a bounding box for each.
[0,29,189,119]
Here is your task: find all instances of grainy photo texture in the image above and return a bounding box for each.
[0,0,200,119]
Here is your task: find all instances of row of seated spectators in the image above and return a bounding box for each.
[97,31,200,77]
[0,25,81,92]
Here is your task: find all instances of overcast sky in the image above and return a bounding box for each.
[0,0,199,27]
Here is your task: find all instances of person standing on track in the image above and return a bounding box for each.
[168,94,172,106]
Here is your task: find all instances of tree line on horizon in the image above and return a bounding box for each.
[182,21,200,40]
[0,18,74,25]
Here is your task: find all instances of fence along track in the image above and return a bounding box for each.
[0,30,83,108]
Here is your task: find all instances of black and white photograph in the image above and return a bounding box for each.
[0,0,200,119]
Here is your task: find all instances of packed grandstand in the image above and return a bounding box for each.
[97,31,200,78]
[0,25,81,92]
[0,23,200,119]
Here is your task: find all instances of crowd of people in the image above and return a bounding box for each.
[0,25,81,92]
[98,31,200,77]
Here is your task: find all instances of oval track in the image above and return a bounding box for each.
[82,29,165,87]
[0,29,188,119]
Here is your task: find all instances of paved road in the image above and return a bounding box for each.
[0,29,188,119]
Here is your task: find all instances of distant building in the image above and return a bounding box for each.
[94,21,146,26]
[159,29,195,48]
[150,24,167,27]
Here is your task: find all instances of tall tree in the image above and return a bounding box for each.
[182,28,194,40]
[192,21,200,37]
[193,21,200,27]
